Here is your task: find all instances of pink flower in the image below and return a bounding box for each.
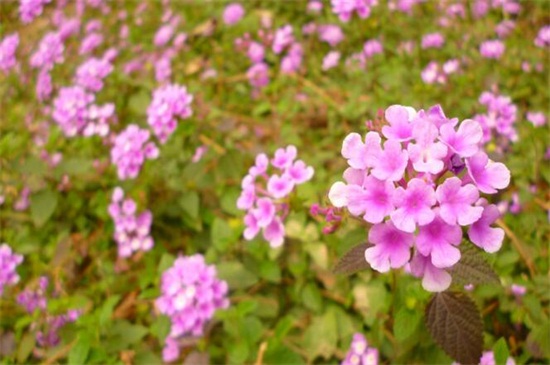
[267,174,295,199]
[439,119,483,158]
[409,252,452,292]
[421,32,445,49]
[318,25,344,47]
[480,39,505,59]
[391,178,436,233]
[341,132,381,170]
[436,177,483,226]
[322,51,340,71]
[468,204,504,253]
[408,120,448,174]
[346,176,395,224]
[263,217,285,248]
[253,198,276,228]
[382,105,415,141]
[416,214,462,268]
[365,221,414,272]
[465,152,511,194]
[223,3,245,25]
[285,160,314,184]
[526,111,546,127]
[271,145,297,169]
[371,140,408,181]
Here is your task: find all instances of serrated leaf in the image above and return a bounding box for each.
[449,245,500,286]
[333,243,370,275]
[425,292,483,365]
[30,189,58,227]
[492,337,510,365]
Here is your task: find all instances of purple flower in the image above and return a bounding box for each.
[271,145,297,169]
[79,32,103,55]
[223,3,245,25]
[365,221,414,272]
[280,43,303,74]
[267,174,295,199]
[75,56,114,92]
[510,284,526,297]
[154,24,175,47]
[341,132,381,170]
[382,105,415,141]
[391,178,436,232]
[110,124,159,180]
[247,62,269,89]
[408,119,448,174]
[342,333,379,365]
[0,33,19,73]
[331,0,377,22]
[465,152,510,194]
[0,243,23,296]
[36,69,52,101]
[421,32,445,49]
[347,176,395,224]
[30,32,64,70]
[156,254,228,362]
[468,204,504,253]
[479,351,516,365]
[474,91,517,145]
[52,86,95,137]
[439,119,482,158]
[416,214,462,268]
[247,42,265,63]
[436,177,483,226]
[421,61,446,85]
[147,84,193,144]
[479,39,505,59]
[272,25,294,54]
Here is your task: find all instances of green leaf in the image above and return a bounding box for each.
[302,309,338,360]
[151,315,171,341]
[217,262,258,290]
[157,253,176,275]
[394,307,421,342]
[264,343,305,365]
[57,158,92,175]
[99,295,121,327]
[68,334,91,365]
[259,260,281,283]
[302,283,323,313]
[492,338,510,365]
[30,189,58,227]
[333,243,371,275]
[449,245,500,286]
[425,292,483,365]
[179,191,200,220]
[16,332,35,363]
[228,340,249,364]
[211,218,232,251]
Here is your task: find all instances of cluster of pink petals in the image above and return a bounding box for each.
[526,111,546,127]
[223,3,245,25]
[17,276,81,347]
[0,243,23,296]
[331,0,378,22]
[237,146,314,248]
[0,33,19,73]
[473,91,517,145]
[147,84,193,144]
[74,55,114,92]
[108,187,154,258]
[341,333,379,365]
[318,24,345,47]
[329,104,510,292]
[535,25,550,48]
[156,254,229,362]
[421,60,459,85]
[19,0,51,24]
[110,124,159,180]
[479,39,505,59]
[421,32,445,49]
[30,32,65,70]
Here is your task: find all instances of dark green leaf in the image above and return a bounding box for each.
[449,245,500,286]
[333,243,370,275]
[425,292,483,365]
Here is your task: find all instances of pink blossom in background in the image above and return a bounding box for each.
[147,84,193,144]
[363,39,383,58]
[272,25,294,54]
[280,43,303,74]
[510,284,526,297]
[535,25,550,48]
[30,32,65,70]
[421,32,445,49]
[474,91,518,145]
[223,3,245,25]
[479,39,505,59]
[307,0,323,13]
[52,86,95,137]
[74,56,114,92]
[331,0,378,22]
[108,187,154,257]
[421,62,446,85]
[329,104,511,292]
[318,24,344,47]
[110,124,159,180]
[322,51,341,71]
[0,244,23,296]
[0,33,19,73]
[156,255,228,362]
[79,32,103,55]
[154,24,175,47]
[479,351,516,365]
[238,146,314,248]
[341,333,379,365]
[495,20,515,38]
[526,111,546,127]
[247,62,269,89]
[19,0,51,24]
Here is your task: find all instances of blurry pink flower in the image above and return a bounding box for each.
[421,32,445,49]
[223,3,245,25]
[322,51,340,71]
[480,39,505,59]
[526,111,546,127]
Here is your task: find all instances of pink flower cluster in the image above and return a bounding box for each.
[74,56,114,92]
[421,59,460,85]
[223,3,245,25]
[0,33,19,73]
[331,0,378,22]
[17,276,81,347]
[342,333,379,365]
[329,105,510,292]
[474,91,517,145]
[110,124,159,180]
[479,39,505,59]
[535,25,550,48]
[19,0,51,24]
[0,243,23,295]
[155,254,229,363]
[52,86,115,137]
[237,146,314,248]
[108,187,154,257]
[147,84,193,144]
